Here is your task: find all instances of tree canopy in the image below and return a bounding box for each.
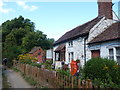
[1,16,54,65]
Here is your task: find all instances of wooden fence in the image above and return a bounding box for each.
[13,61,94,88]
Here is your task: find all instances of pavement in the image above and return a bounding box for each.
[3,68,32,88]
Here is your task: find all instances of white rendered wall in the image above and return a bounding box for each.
[88,40,120,62]
[88,17,116,43]
[65,37,85,66]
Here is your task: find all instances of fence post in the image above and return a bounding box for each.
[78,79,81,88]
[82,80,85,88]
[88,79,93,88]
[72,76,74,88]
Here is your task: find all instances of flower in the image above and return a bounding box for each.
[103,65,109,70]
[113,64,119,69]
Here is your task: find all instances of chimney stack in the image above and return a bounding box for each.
[98,0,113,19]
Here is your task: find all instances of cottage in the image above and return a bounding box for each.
[88,22,120,64]
[53,0,119,69]
[29,47,45,63]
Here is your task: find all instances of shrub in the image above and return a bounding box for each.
[83,58,120,87]
[30,63,41,68]
[18,54,37,64]
[56,69,71,76]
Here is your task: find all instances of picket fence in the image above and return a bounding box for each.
[13,61,96,88]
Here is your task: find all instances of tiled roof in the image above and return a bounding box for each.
[89,22,120,44]
[54,16,103,46]
[55,44,65,52]
[29,47,41,54]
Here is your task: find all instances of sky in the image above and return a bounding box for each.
[0,0,119,40]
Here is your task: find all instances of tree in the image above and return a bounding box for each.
[1,16,54,66]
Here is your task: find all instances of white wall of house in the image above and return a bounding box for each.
[65,37,85,67]
[53,37,86,68]
[46,49,53,60]
[88,18,116,43]
[53,17,119,69]
[88,40,120,64]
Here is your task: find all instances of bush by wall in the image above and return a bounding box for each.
[83,58,120,88]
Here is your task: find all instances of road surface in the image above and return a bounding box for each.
[4,69,32,88]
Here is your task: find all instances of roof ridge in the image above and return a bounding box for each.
[54,16,103,46]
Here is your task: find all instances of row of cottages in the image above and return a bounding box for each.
[53,0,120,69]
[29,47,46,63]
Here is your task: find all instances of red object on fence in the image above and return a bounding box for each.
[70,60,78,76]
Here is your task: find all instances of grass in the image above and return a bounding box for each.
[24,76,38,86]
[12,67,20,72]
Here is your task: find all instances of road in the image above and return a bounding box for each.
[3,69,32,88]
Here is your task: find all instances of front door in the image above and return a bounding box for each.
[91,50,100,58]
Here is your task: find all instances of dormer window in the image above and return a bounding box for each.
[68,41,73,47]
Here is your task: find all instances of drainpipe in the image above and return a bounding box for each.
[84,36,88,65]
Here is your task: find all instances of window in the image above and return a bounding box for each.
[116,47,120,64]
[68,52,74,62]
[68,53,70,62]
[71,52,74,60]
[109,49,114,60]
[68,41,73,47]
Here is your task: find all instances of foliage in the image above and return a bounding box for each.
[12,67,20,72]
[30,63,41,68]
[41,60,53,70]
[83,58,120,88]
[24,76,38,86]
[56,69,71,76]
[1,16,54,66]
[18,54,38,64]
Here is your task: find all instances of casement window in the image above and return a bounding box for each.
[116,47,120,64]
[68,41,73,47]
[71,52,74,60]
[68,52,74,62]
[109,48,114,60]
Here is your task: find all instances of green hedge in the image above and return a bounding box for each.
[83,58,120,88]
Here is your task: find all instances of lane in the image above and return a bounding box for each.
[4,69,32,88]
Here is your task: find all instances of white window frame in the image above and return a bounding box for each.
[109,48,114,60]
[116,47,120,64]
[68,41,73,47]
[68,52,74,63]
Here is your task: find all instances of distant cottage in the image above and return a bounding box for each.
[53,0,120,69]
[29,47,45,63]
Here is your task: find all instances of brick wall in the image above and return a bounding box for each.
[98,0,113,19]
